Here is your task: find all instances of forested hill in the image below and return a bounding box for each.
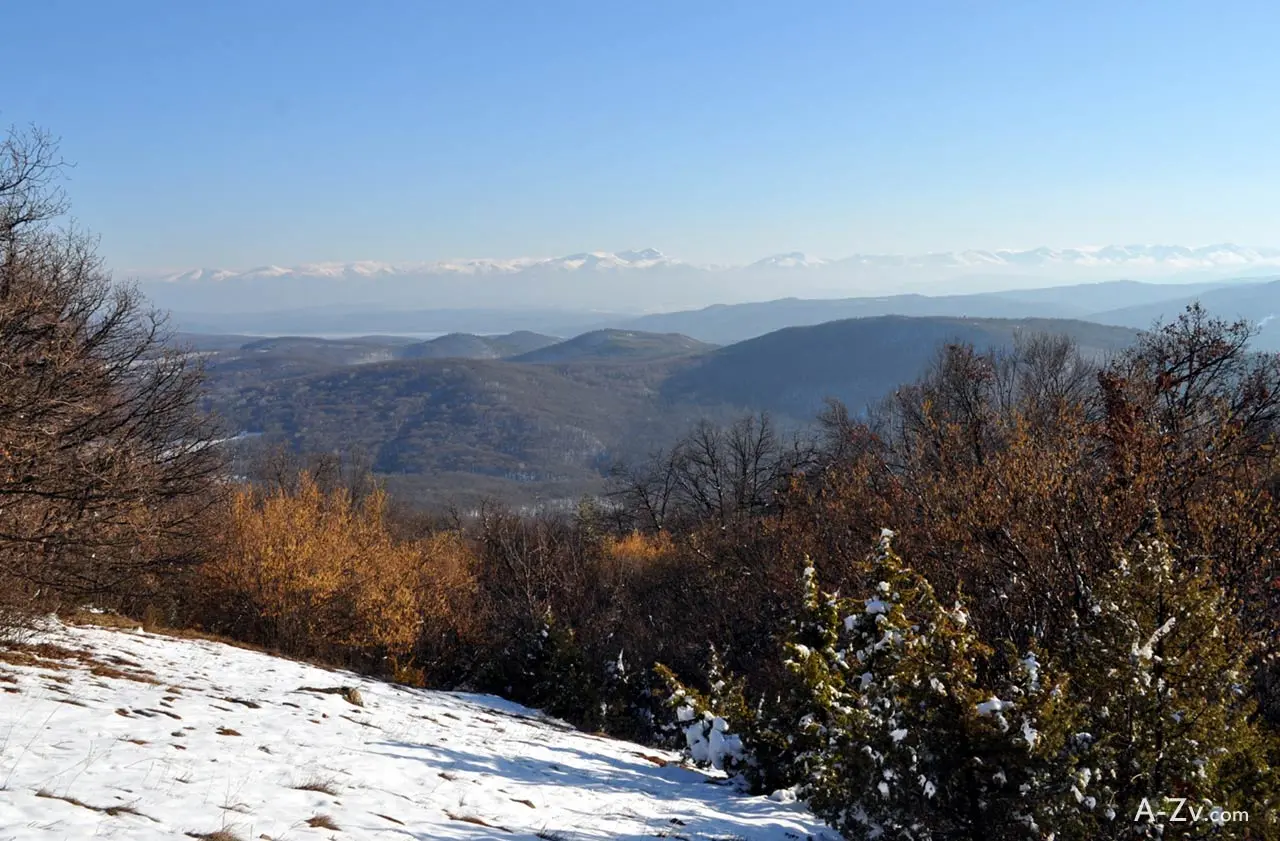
[198,315,1138,507]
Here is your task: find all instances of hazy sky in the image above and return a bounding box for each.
[4,0,1278,271]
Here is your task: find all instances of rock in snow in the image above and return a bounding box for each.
[0,619,840,840]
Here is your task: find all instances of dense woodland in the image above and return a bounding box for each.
[5,126,1280,838]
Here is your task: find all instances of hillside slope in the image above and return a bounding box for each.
[399,331,561,360]
[1087,277,1280,349]
[512,329,713,363]
[0,619,839,841]
[210,357,707,482]
[663,316,1138,418]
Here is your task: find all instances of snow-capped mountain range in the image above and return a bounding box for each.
[154,248,685,285]
[139,244,1280,316]
[149,243,1280,282]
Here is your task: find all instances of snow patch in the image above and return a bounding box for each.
[0,619,839,840]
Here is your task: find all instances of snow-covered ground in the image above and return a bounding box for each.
[0,619,839,841]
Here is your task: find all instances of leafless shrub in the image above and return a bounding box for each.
[0,125,224,623]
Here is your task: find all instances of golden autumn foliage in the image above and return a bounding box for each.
[195,473,478,676]
[604,530,675,566]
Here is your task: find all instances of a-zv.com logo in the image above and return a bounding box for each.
[1134,797,1249,826]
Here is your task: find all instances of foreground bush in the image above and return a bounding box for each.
[775,309,1280,727]
[193,473,477,676]
[660,531,1279,840]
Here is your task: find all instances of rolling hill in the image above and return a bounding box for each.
[234,336,417,365]
[199,315,1143,508]
[510,329,714,363]
[399,330,561,360]
[1087,278,1280,348]
[661,316,1139,418]
[206,354,717,496]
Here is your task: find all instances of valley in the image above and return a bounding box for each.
[194,310,1139,509]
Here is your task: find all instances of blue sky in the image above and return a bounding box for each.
[3,0,1278,271]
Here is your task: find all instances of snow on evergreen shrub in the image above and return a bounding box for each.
[1047,530,1280,838]
[655,646,754,776]
[656,527,1280,839]
[598,648,665,743]
[776,530,1072,839]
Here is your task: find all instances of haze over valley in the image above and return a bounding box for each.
[144,242,1280,326]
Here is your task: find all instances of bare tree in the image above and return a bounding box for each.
[993,331,1098,425]
[244,440,378,504]
[0,126,224,619]
[607,446,681,532]
[864,332,1099,474]
[609,412,818,529]
[1115,303,1280,451]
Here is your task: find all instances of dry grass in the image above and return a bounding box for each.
[0,642,160,684]
[60,609,143,631]
[89,663,161,684]
[35,789,153,820]
[186,832,246,841]
[0,643,83,668]
[305,814,340,830]
[293,776,340,796]
[61,607,322,666]
[215,727,241,737]
[446,811,510,831]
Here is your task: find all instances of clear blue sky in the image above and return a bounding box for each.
[3,0,1278,271]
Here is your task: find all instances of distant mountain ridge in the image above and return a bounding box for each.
[145,243,1280,283]
[140,244,1280,319]
[661,316,1137,418]
[400,331,561,360]
[569,278,1274,344]
[511,329,713,363]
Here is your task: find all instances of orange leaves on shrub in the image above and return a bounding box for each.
[200,473,476,670]
[604,530,675,566]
